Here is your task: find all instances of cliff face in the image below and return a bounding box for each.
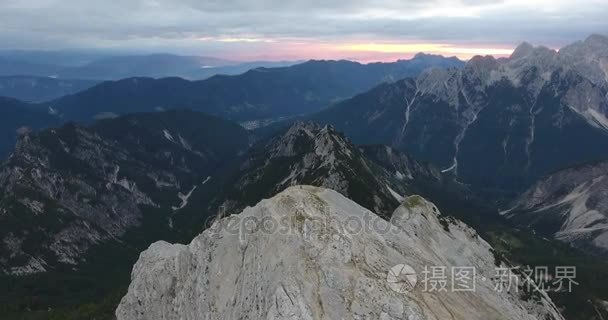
[117,186,563,320]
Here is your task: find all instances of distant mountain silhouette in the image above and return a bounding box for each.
[40,55,463,122]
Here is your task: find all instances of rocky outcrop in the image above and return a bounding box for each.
[504,160,608,257]
[559,34,608,88]
[216,122,444,218]
[117,186,563,320]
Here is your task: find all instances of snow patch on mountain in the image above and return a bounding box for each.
[401,89,419,134]
[395,170,408,180]
[386,185,404,202]
[172,185,197,211]
[441,162,457,173]
[162,129,176,143]
[587,109,608,130]
[178,134,192,150]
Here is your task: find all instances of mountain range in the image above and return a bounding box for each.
[2,110,607,319]
[40,53,463,123]
[0,110,249,275]
[0,116,451,276]
[0,53,463,159]
[0,50,297,80]
[2,35,608,320]
[311,34,608,196]
[0,113,456,319]
[0,76,99,102]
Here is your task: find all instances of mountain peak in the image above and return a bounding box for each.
[413,52,441,59]
[283,121,323,136]
[585,33,608,44]
[466,54,498,66]
[509,42,556,62]
[221,121,421,216]
[117,186,564,320]
[269,121,342,158]
[410,52,462,64]
[280,121,340,141]
[511,41,535,59]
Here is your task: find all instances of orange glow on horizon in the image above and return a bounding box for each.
[199,37,515,62]
[335,42,514,61]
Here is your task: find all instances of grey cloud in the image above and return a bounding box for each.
[0,0,606,52]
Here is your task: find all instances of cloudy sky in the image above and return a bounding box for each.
[1,0,607,61]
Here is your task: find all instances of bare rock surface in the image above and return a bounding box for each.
[117,186,563,320]
[505,160,608,256]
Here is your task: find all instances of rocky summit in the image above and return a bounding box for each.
[216,122,445,218]
[117,186,563,320]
